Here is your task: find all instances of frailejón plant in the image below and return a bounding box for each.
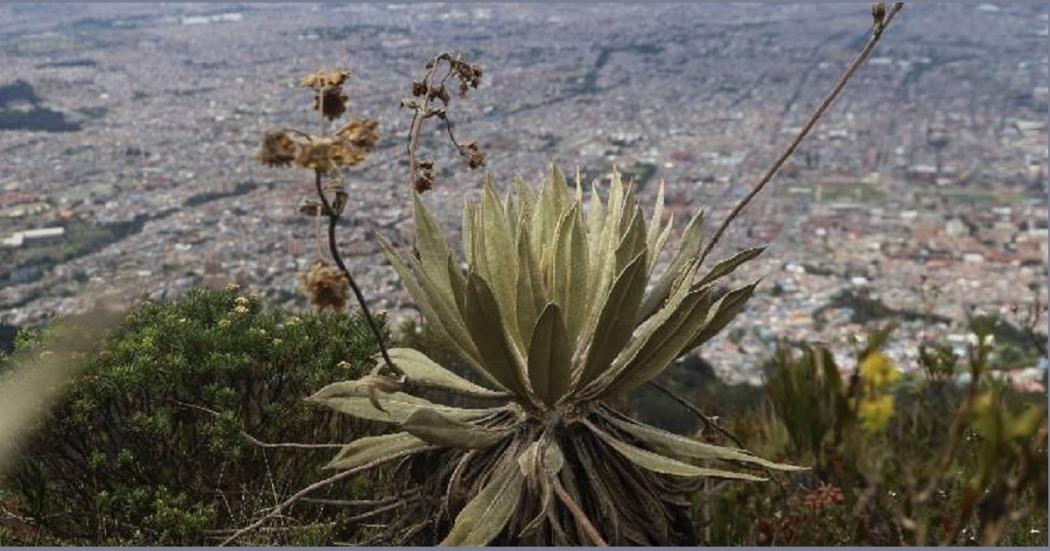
[307,166,803,545]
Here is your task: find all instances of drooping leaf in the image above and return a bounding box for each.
[608,417,806,472]
[383,347,506,398]
[325,432,431,470]
[441,453,525,546]
[541,438,565,476]
[585,422,765,481]
[527,303,572,405]
[309,388,497,424]
[402,407,514,449]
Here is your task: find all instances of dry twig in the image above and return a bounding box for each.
[699,2,905,267]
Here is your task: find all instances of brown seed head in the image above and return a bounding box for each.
[459,141,485,170]
[257,130,298,167]
[300,68,351,91]
[293,137,368,172]
[411,79,427,97]
[316,88,349,121]
[335,118,380,151]
[300,260,349,311]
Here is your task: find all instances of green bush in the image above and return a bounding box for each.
[0,287,392,545]
[699,321,1047,546]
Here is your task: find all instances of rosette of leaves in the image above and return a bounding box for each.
[308,166,803,545]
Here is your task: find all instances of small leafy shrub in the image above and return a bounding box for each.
[0,286,391,545]
[701,320,1048,546]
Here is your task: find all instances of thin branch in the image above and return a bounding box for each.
[219,446,435,546]
[646,380,746,449]
[698,2,904,267]
[551,475,608,547]
[314,170,402,377]
[343,496,419,524]
[166,399,343,449]
[646,380,785,489]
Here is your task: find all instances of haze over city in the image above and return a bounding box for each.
[1,2,1046,383]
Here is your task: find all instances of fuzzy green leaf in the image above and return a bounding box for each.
[324,432,431,470]
[582,256,699,398]
[575,252,647,391]
[603,287,714,397]
[441,454,524,546]
[383,347,505,398]
[586,422,765,481]
[640,209,704,318]
[687,281,760,350]
[464,273,533,402]
[378,235,485,376]
[551,206,589,342]
[479,178,519,336]
[695,247,765,288]
[527,303,572,405]
[514,224,547,346]
[608,417,806,472]
[412,192,456,298]
[402,407,512,449]
[309,388,495,424]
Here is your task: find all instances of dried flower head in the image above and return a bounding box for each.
[293,137,366,173]
[258,130,297,167]
[404,52,484,193]
[458,140,485,170]
[300,68,351,91]
[335,118,380,151]
[300,259,349,311]
[411,80,427,97]
[429,84,451,105]
[301,68,352,121]
[317,88,349,121]
[449,58,483,97]
[413,158,435,193]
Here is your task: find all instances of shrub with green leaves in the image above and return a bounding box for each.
[702,321,1047,546]
[0,287,390,545]
[305,167,803,546]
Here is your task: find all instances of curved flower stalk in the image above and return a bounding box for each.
[308,166,804,546]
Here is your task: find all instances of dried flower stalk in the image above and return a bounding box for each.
[402,52,485,193]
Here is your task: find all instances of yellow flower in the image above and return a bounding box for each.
[858,394,895,432]
[859,351,900,388]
